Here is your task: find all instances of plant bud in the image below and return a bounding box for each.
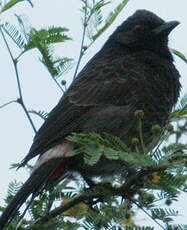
[134,109,144,119]
[149,172,161,183]
[131,137,139,145]
[61,80,66,85]
[166,123,174,132]
[151,124,161,134]
[165,199,172,206]
[82,46,88,51]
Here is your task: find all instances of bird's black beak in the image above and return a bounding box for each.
[153,21,180,35]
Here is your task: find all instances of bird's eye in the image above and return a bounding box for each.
[133,25,144,33]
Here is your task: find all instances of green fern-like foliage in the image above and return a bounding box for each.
[67,132,156,167]
[80,0,130,52]
[28,110,49,120]
[0,0,26,12]
[92,0,130,41]
[2,19,73,88]
[25,27,71,50]
[3,22,27,49]
[171,94,187,120]
[172,49,187,64]
[24,27,73,78]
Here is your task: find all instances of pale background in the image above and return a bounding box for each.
[0,0,187,228]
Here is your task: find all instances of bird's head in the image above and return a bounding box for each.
[108,10,179,56]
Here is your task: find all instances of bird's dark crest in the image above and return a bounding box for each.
[116,10,165,33]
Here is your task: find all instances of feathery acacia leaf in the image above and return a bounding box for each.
[152,171,185,195]
[2,22,26,49]
[24,27,72,79]
[53,57,74,79]
[6,180,22,198]
[172,49,187,64]
[82,0,110,41]
[92,0,130,40]
[14,14,31,42]
[67,133,156,167]
[29,110,49,120]
[171,94,187,120]
[25,26,71,51]
[151,207,179,224]
[1,0,24,12]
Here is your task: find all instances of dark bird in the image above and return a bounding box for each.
[0,10,181,229]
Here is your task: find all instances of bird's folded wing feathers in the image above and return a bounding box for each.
[23,56,142,164]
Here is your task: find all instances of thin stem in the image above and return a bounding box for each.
[73,0,88,80]
[34,194,88,225]
[138,118,146,153]
[16,51,25,60]
[0,100,17,109]
[73,0,128,80]
[17,98,37,133]
[14,59,37,133]
[150,130,165,156]
[0,27,14,61]
[131,199,166,230]
[0,27,37,133]
[38,48,65,93]
[52,77,65,93]
[26,0,34,7]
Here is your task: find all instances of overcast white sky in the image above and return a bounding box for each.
[0,0,187,228]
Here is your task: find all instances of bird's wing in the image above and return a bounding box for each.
[23,55,142,164]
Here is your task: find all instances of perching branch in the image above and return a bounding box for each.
[30,165,167,228]
[33,194,89,226]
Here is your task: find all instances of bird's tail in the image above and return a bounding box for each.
[0,159,66,230]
